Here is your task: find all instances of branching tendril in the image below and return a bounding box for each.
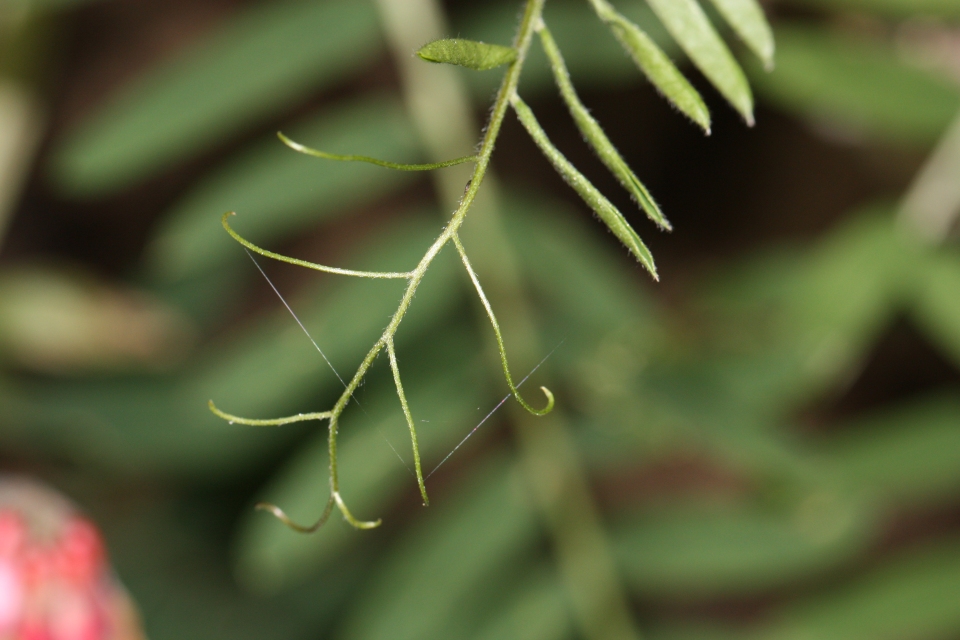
[210,0,772,532]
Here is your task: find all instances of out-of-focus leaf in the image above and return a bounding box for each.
[750,26,960,145]
[461,0,677,96]
[234,328,489,593]
[614,499,876,597]
[899,113,960,243]
[146,96,419,281]
[0,83,42,243]
[911,248,960,366]
[702,209,920,413]
[471,569,571,640]
[706,0,775,69]
[0,265,194,373]
[822,394,960,505]
[791,0,960,19]
[100,495,354,640]
[645,0,755,124]
[334,454,540,640]
[50,0,381,195]
[2,213,460,477]
[773,211,917,399]
[756,541,960,640]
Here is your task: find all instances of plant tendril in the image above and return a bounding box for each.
[386,337,429,505]
[452,233,555,416]
[208,400,331,426]
[222,212,413,279]
[278,132,477,170]
[215,0,554,531]
[255,495,335,533]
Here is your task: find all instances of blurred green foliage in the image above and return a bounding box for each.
[2,0,960,638]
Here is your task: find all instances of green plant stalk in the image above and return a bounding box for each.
[215,0,552,526]
[377,0,643,638]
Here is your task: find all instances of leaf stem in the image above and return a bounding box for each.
[214,0,549,529]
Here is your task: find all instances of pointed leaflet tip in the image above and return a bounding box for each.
[511,95,659,280]
[538,25,672,231]
[707,0,776,71]
[588,1,711,134]
[416,38,517,71]
[645,0,755,127]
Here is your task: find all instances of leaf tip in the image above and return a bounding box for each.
[539,386,556,414]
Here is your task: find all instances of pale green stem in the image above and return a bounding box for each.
[378,0,645,638]
[452,232,554,415]
[208,400,330,426]
[254,496,335,534]
[386,337,428,504]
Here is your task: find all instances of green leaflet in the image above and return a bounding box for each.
[510,95,658,280]
[823,395,960,506]
[538,24,671,230]
[749,26,960,145]
[645,0,755,125]
[462,0,680,97]
[758,541,960,640]
[417,38,517,71]
[706,0,775,70]
[614,501,875,597]
[588,0,711,133]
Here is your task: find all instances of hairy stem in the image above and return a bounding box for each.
[377,1,644,638]
[215,0,549,527]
